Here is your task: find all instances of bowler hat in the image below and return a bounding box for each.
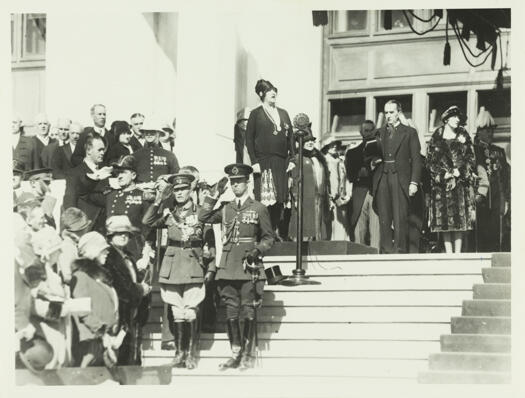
[24,168,53,182]
[78,231,109,260]
[265,265,286,285]
[167,173,195,188]
[61,207,92,232]
[111,155,137,174]
[224,163,253,179]
[14,192,41,209]
[106,215,140,236]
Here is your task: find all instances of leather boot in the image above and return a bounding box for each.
[171,321,185,367]
[239,318,257,370]
[184,320,198,369]
[218,318,242,370]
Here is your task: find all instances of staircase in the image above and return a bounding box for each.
[418,252,511,384]
[141,253,492,383]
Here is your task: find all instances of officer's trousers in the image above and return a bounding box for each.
[217,280,264,319]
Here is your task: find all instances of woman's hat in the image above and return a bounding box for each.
[167,173,195,188]
[320,133,342,152]
[105,215,140,236]
[111,120,131,138]
[31,226,63,258]
[441,105,465,123]
[78,231,110,260]
[265,265,286,285]
[61,207,91,232]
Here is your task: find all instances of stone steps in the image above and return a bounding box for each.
[440,334,511,353]
[461,299,510,316]
[418,370,511,384]
[451,316,511,335]
[428,352,510,372]
[473,283,511,300]
[482,267,511,283]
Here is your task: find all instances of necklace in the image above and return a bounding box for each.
[262,104,281,135]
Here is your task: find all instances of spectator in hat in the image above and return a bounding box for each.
[426,105,477,253]
[51,121,82,179]
[13,160,24,200]
[129,113,146,149]
[63,135,113,233]
[321,133,352,240]
[289,121,331,241]
[13,116,40,171]
[104,215,152,365]
[245,79,295,238]
[71,104,113,167]
[15,192,49,232]
[106,121,135,164]
[71,231,120,367]
[58,207,91,284]
[159,121,175,152]
[234,107,251,164]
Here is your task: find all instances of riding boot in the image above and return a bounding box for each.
[171,321,185,367]
[218,318,242,370]
[184,320,198,369]
[239,318,256,370]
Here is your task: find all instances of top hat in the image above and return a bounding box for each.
[236,107,251,122]
[78,231,110,260]
[111,155,137,174]
[441,105,465,123]
[265,265,286,285]
[167,173,195,189]
[224,163,253,179]
[24,168,53,182]
[61,207,92,232]
[106,215,140,236]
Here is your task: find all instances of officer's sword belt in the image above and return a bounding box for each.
[167,239,203,248]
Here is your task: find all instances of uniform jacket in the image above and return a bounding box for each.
[13,134,41,171]
[198,196,274,281]
[143,199,215,284]
[473,141,510,209]
[51,143,75,179]
[105,187,151,233]
[371,123,422,199]
[345,141,373,228]
[70,258,119,341]
[104,246,144,328]
[71,127,113,167]
[132,145,180,183]
[63,161,110,231]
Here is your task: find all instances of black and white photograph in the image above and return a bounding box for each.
[3,1,522,396]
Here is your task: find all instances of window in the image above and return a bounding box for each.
[378,10,414,31]
[332,11,368,34]
[12,13,46,66]
[375,95,412,128]
[428,91,468,132]
[329,98,366,133]
[477,89,510,129]
[376,10,442,33]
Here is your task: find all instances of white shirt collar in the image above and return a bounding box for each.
[94,126,105,136]
[70,142,76,151]
[161,141,171,151]
[84,157,98,172]
[37,135,50,146]
[235,192,250,207]
[12,133,21,148]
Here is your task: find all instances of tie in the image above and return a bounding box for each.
[237,200,241,210]
[387,124,395,137]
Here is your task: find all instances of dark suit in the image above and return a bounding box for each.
[71,127,112,167]
[51,143,75,179]
[63,161,109,232]
[33,136,57,169]
[130,135,145,151]
[106,143,132,164]
[372,123,422,253]
[13,135,40,171]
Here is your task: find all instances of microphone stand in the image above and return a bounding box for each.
[281,128,320,286]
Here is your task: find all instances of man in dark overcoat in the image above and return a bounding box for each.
[371,100,422,253]
[199,164,274,370]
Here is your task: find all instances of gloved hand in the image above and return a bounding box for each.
[245,248,261,265]
[211,177,229,197]
[204,271,215,284]
[155,183,173,204]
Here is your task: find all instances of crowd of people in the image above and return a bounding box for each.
[12,78,511,374]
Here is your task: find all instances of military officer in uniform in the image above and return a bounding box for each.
[143,173,216,369]
[106,155,153,260]
[199,163,274,370]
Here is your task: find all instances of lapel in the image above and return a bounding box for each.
[390,124,407,157]
[64,143,72,161]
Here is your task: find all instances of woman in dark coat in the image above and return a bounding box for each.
[289,129,331,241]
[104,215,152,365]
[245,79,295,238]
[106,121,134,164]
[426,106,477,253]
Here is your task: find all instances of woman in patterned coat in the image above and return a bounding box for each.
[426,106,478,253]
